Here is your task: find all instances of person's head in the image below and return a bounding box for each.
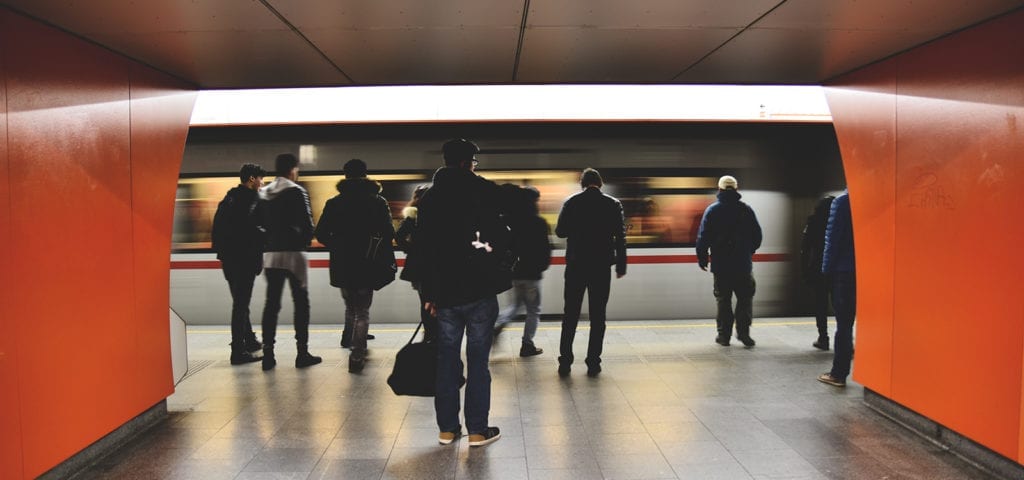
[442,138,480,170]
[580,168,603,189]
[239,163,267,191]
[718,175,738,191]
[343,158,367,179]
[409,184,429,207]
[275,153,300,180]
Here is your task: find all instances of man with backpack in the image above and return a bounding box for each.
[211,163,267,365]
[696,175,763,348]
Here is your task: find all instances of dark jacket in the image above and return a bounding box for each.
[211,186,265,270]
[507,210,553,280]
[800,195,835,282]
[822,191,855,274]
[396,206,422,283]
[260,178,314,252]
[695,189,763,274]
[555,187,627,275]
[314,178,395,289]
[417,167,512,307]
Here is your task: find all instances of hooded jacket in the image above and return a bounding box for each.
[695,189,763,274]
[417,167,512,307]
[259,177,314,252]
[211,185,265,270]
[314,178,395,289]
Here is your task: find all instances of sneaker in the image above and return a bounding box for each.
[715,335,730,346]
[817,373,846,387]
[230,351,262,365]
[737,335,756,347]
[261,350,276,371]
[468,427,501,447]
[245,338,263,353]
[295,352,322,368]
[348,355,365,373]
[557,363,571,377]
[438,427,462,445]
[519,343,543,357]
[585,359,601,377]
[813,336,830,351]
[367,334,375,340]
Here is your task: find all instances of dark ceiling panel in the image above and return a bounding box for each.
[267,0,523,29]
[527,0,779,28]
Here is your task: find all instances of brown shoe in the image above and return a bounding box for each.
[438,427,462,445]
[817,373,846,387]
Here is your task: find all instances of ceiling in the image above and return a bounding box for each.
[2,0,1022,89]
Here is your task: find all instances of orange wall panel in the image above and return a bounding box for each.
[824,62,898,397]
[0,8,197,477]
[0,9,26,480]
[129,65,196,403]
[827,8,1024,462]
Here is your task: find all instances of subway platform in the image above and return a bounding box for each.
[74,319,995,479]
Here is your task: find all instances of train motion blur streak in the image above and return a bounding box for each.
[171,122,846,325]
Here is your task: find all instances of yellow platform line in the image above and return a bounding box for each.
[187,319,822,335]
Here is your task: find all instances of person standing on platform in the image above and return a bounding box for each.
[395,184,437,342]
[494,185,553,357]
[259,153,322,371]
[211,163,268,365]
[555,168,627,377]
[801,195,835,350]
[418,138,510,447]
[314,159,395,373]
[696,175,763,348]
[818,190,856,387]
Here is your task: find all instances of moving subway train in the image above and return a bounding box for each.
[171,122,846,325]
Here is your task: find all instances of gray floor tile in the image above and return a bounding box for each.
[70,320,1001,480]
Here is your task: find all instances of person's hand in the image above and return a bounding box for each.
[699,264,708,272]
[616,272,625,279]
[424,302,438,317]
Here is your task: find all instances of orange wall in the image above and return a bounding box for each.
[825,9,1024,463]
[0,8,196,479]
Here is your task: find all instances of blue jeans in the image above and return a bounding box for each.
[496,279,541,343]
[435,296,498,435]
[829,271,856,380]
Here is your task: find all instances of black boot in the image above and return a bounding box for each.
[261,346,276,371]
[813,335,830,351]
[519,342,543,357]
[230,345,262,365]
[296,347,322,368]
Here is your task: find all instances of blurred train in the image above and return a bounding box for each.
[170,122,846,325]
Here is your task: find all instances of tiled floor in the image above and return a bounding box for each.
[76,319,997,479]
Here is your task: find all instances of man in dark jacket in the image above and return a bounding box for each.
[555,168,627,377]
[801,195,835,350]
[696,175,763,348]
[258,153,321,371]
[418,138,508,448]
[818,190,856,387]
[494,185,553,357]
[211,163,267,365]
[314,159,395,373]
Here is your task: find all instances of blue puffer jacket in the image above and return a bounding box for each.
[695,189,763,274]
[822,191,855,273]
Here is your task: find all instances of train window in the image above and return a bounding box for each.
[171,169,720,252]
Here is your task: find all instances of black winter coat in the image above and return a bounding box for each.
[800,196,834,282]
[211,186,265,271]
[508,213,552,280]
[417,167,513,307]
[314,178,395,289]
[260,178,314,252]
[555,187,627,275]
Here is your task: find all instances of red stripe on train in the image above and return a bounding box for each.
[171,253,789,270]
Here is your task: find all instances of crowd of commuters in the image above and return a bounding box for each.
[211,138,856,448]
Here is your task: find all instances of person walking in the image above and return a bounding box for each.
[818,190,856,387]
[211,163,267,365]
[259,153,322,370]
[494,185,553,357]
[696,175,763,348]
[418,138,510,447]
[314,159,395,373]
[555,168,627,377]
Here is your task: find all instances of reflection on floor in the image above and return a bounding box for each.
[76,319,997,479]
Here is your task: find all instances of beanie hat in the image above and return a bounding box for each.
[718,175,738,190]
